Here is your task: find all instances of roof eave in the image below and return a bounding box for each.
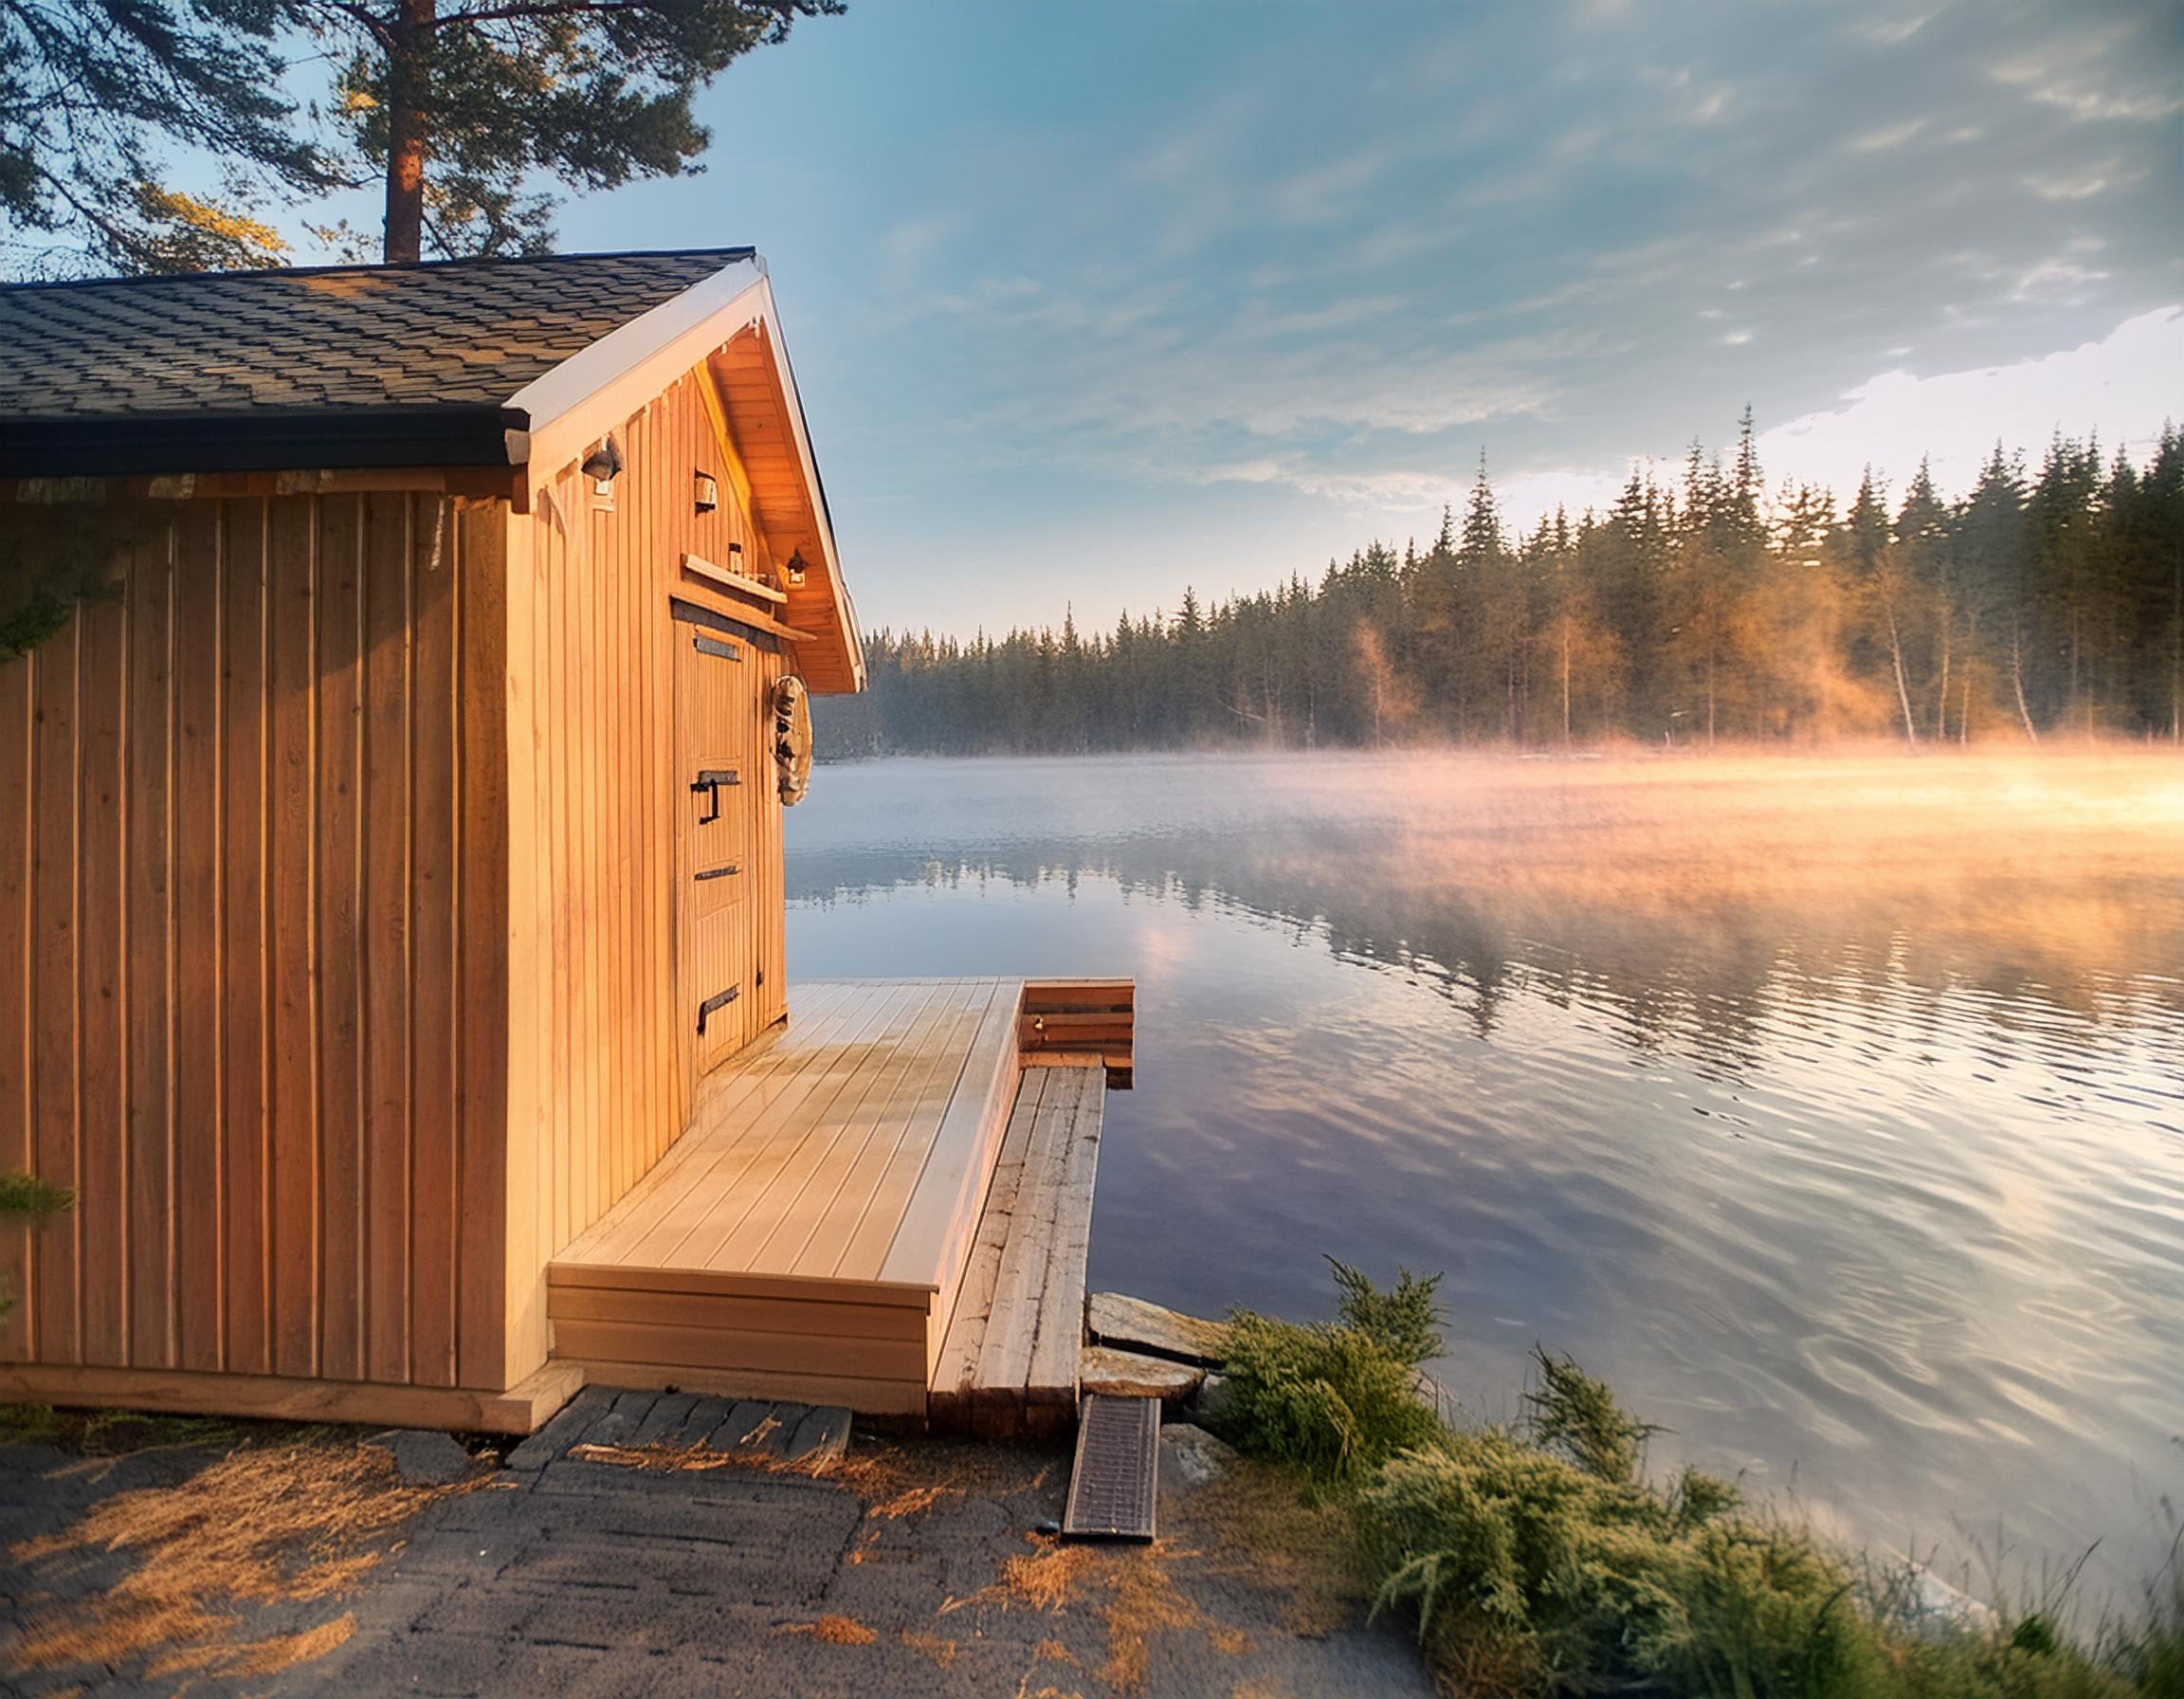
[0,404,522,480]
[514,262,864,694]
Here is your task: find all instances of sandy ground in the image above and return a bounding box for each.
[1,1392,1431,1699]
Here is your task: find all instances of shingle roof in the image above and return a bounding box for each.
[0,247,753,475]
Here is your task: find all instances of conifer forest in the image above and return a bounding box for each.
[816,415,2184,756]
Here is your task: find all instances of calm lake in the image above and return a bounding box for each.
[784,751,2184,1599]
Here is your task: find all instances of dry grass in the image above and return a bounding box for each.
[777,1613,878,1646]
[564,1434,854,1478]
[901,1627,961,1667]
[953,1527,1278,1696]
[1098,1543,1206,1694]
[868,1480,961,1520]
[8,1436,454,1683]
[1004,1535,1104,1612]
[1186,1457,1366,1638]
[147,1612,358,1679]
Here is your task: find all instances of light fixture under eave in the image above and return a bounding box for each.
[582,433,624,495]
[694,471,719,513]
[784,549,809,588]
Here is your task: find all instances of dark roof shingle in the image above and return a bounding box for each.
[0,248,749,425]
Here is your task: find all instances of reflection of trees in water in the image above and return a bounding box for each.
[789,824,2184,1071]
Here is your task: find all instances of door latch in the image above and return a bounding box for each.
[690,767,739,823]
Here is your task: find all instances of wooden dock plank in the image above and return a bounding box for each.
[821,987,1004,1275]
[675,982,931,1272]
[1024,1068,1105,1425]
[714,979,953,1273]
[870,980,1022,1291]
[927,1072,1043,1434]
[926,1063,1107,1437]
[566,978,878,1269]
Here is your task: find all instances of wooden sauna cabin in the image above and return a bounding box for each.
[0,249,1132,1434]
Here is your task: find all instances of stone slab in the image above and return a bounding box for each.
[1079,1344,1205,1404]
[1087,1291,1232,1366]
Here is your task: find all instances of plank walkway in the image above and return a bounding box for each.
[928,1064,1106,1437]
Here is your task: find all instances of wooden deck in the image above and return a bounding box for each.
[547,977,1123,1420]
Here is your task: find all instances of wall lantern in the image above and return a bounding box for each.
[694,471,719,513]
[582,434,623,497]
[784,549,810,588]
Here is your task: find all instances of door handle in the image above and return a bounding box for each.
[690,768,739,823]
[698,984,739,1034]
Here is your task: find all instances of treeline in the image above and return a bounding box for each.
[813,413,2184,756]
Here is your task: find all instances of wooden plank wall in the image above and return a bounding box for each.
[502,368,792,1379]
[0,493,509,1393]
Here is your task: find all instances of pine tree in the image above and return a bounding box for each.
[1,2,332,275]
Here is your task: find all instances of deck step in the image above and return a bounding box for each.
[928,1064,1107,1436]
[1063,1393,1160,1542]
[546,979,1028,1418]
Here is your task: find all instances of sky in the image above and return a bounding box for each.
[331,1,2181,635]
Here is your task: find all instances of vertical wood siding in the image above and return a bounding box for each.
[0,494,508,1388]
[502,369,792,1377]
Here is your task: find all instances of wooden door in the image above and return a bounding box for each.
[674,608,754,1077]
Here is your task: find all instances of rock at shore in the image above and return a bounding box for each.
[1086,1291,1232,1366]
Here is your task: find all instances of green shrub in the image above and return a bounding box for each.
[1524,1348,1661,1485]
[0,1171,72,1323]
[1216,1306,1446,1481]
[1359,1421,1888,1698]
[1224,1260,2181,1699]
[1328,1256,1446,1366]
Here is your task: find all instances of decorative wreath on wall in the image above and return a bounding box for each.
[774,674,813,806]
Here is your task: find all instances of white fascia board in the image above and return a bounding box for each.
[501,254,767,466]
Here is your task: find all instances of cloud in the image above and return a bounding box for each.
[1854,14,1932,48]
[1273,149,1396,224]
[1848,118,1930,152]
[2022,166,2118,199]
[1988,20,2184,123]
[693,0,2184,635]
[1755,306,2184,499]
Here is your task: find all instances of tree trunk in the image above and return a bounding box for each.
[383,0,436,264]
[2011,621,2039,744]
[2172,554,2180,743]
[1885,602,1920,749]
[1933,613,1950,742]
[1560,624,1572,747]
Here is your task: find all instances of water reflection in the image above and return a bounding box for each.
[784,752,2184,1603]
[791,752,2184,1072]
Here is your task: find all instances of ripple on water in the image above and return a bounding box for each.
[787,753,2184,1602]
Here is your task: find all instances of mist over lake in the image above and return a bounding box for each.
[786,749,2184,1600]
